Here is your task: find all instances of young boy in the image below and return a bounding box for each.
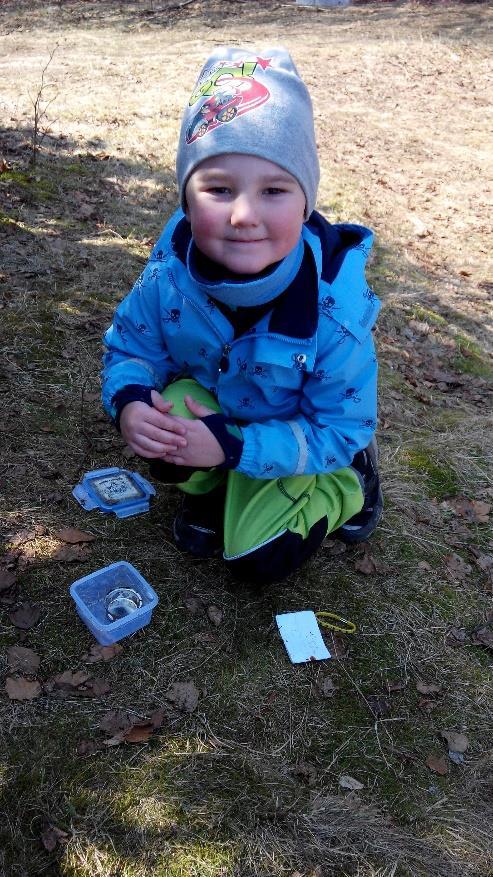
[102,47,383,584]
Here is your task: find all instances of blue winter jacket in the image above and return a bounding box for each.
[102,209,380,480]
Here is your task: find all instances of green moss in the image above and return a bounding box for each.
[452,336,493,378]
[163,843,235,876]
[0,169,55,199]
[0,169,33,187]
[0,209,18,226]
[63,161,91,176]
[379,360,410,392]
[402,447,459,499]
[411,305,447,327]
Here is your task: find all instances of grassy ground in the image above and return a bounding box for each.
[1,1,492,875]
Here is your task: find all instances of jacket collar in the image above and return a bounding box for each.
[167,210,376,344]
[170,216,320,341]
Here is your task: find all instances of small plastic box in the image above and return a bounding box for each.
[72,467,155,518]
[70,562,159,645]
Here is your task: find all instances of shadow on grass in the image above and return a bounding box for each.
[0,719,490,876]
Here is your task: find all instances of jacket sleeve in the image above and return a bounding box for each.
[101,263,178,421]
[236,322,378,479]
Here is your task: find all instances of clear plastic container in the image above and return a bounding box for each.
[70,562,158,645]
[72,467,155,518]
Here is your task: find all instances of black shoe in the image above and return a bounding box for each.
[173,488,225,558]
[336,438,383,544]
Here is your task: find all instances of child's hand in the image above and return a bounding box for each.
[163,395,226,468]
[119,390,188,458]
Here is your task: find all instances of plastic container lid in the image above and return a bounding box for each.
[70,561,159,645]
[72,468,155,518]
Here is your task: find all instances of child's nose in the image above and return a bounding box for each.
[230,194,259,226]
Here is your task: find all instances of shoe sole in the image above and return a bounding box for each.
[337,488,384,545]
[172,518,223,558]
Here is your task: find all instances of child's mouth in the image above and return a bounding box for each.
[227,238,265,244]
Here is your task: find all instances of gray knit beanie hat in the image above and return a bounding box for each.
[176,46,319,219]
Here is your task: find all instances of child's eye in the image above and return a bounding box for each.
[264,187,284,196]
[208,186,231,195]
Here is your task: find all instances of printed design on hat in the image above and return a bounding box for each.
[185,57,271,145]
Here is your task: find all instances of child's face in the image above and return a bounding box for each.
[185,154,306,275]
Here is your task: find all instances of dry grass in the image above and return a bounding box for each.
[1,2,492,876]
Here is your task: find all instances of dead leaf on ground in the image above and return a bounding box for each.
[49,670,109,697]
[40,824,69,851]
[55,527,96,544]
[339,775,364,791]
[445,626,468,647]
[165,680,199,713]
[323,539,347,556]
[425,754,448,775]
[0,548,19,567]
[74,201,98,220]
[0,569,17,592]
[419,697,438,713]
[53,670,91,690]
[101,708,166,746]
[43,491,63,505]
[422,367,463,386]
[386,679,407,692]
[184,594,205,615]
[443,497,491,524]
[469,548,493,588]
[354,549,378,575]
[8,525,47,548]
[52,543,91,562]
[444,552,472,582]
[207,604,223,626]
[77,739,100,756]
[100,709,133,736]
[441,730,469,753]
[407,320,433,335]
[293,761,317,786]
[83,643,123,663]
[149,707,167,729]
[7,645,40,673]
[5,676,42,701]
[471,624,493,651]
[416,681,442,695]
[193,630,217,644]
[121,722,154,744]
[85,678,111,697]
[39,466,61,480]
[464,500,491,523]
[318,675,337,698]
[9,602,41,629]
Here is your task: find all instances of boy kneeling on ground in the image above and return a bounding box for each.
[102,47,383,584]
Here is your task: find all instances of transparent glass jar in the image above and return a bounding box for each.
[105,587,143,621]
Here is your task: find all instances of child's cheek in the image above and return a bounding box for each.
[191,208,223,245]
